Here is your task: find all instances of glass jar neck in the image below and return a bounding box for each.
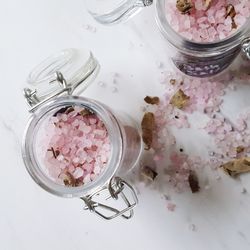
[22,96,124,198]
[156,0,250,56]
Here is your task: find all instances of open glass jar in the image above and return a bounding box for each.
[155,0,250,78]
[84,0,153,25]
[22,48,142,220]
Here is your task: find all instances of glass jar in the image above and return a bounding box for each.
[84,0,153,25]
[155,0,250,78]
[22,48,142,220]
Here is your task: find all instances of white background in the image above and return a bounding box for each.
[1,1,250,250]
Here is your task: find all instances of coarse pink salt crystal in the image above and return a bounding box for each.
[167,202,176,212]
[73,167,84,179]
[42,106,111,187]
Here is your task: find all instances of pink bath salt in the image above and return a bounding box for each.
[166,0,250,42]
[167,202,176,212]
[43,106,111,187]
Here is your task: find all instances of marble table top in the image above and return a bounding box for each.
[0,1,250,250]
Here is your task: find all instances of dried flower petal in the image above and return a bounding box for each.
[188,171,200,193]
[236,146,245,154]
[225,4,237,29]
[176,0,193,14]
[141,166,158,181]
[65,107,74,114]
[62,172,77,187]
[221,157,250,177]
[141,112,155,150]
[204,0,212,9]
[53,106,73,117]
[225,4,236,19]
[47,147,60,159]
[170,89,190,109]
[170,79,176,85]
[144,96,160,105]
[79,109,92,116]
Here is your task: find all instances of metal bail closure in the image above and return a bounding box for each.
[142,0,153,6]
[242,37,250,60]
[81,177,138,220]
[23,48,100,112]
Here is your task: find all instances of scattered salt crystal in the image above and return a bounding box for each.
[215,175,221,181]
[167,202,176,212]
[111,86,118,93]
[156,61,164,69]
[83,24,97,33]
[57,155,64,161]
[189,224,197,232]
[98,81,106,87]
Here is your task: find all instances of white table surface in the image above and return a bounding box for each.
[1,1,250,250]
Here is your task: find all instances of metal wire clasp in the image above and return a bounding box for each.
[242,37,250,60]
[81,177,138,220]
[23,71,72,112]
[142,0,153,6]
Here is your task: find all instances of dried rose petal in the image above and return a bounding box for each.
[144,96,160,105]
[141,166,158,181]
[170,89,190,109]
[176,0,193,14]
[141,112,155,150]
[188,171,200,193]
[221,157,250,177]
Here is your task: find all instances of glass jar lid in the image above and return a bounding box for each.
[24,48,100,110]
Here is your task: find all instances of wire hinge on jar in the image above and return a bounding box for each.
[142,0,153,6]
[80,177,138,220]
[23,72,73,112]
[242,37,250,60]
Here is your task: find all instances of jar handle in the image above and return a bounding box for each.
[80,177,138,220]
[241,37,250,60]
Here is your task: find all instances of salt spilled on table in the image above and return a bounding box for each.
[166,0,250,42]
[42,106,111,187]
[141,68,250,194]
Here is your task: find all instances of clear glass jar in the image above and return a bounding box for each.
[84,0,153,25]
[155,0,250,78]
[22,48,142,220]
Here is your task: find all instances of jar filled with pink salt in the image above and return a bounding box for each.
[156,0,250,77]
[22,48,142,220]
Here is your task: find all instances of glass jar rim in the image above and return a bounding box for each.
[22,96,123,198]
[155,0,250,56]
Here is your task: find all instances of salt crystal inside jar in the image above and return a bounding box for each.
[156,0,250,77]
[22,48,142,220]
